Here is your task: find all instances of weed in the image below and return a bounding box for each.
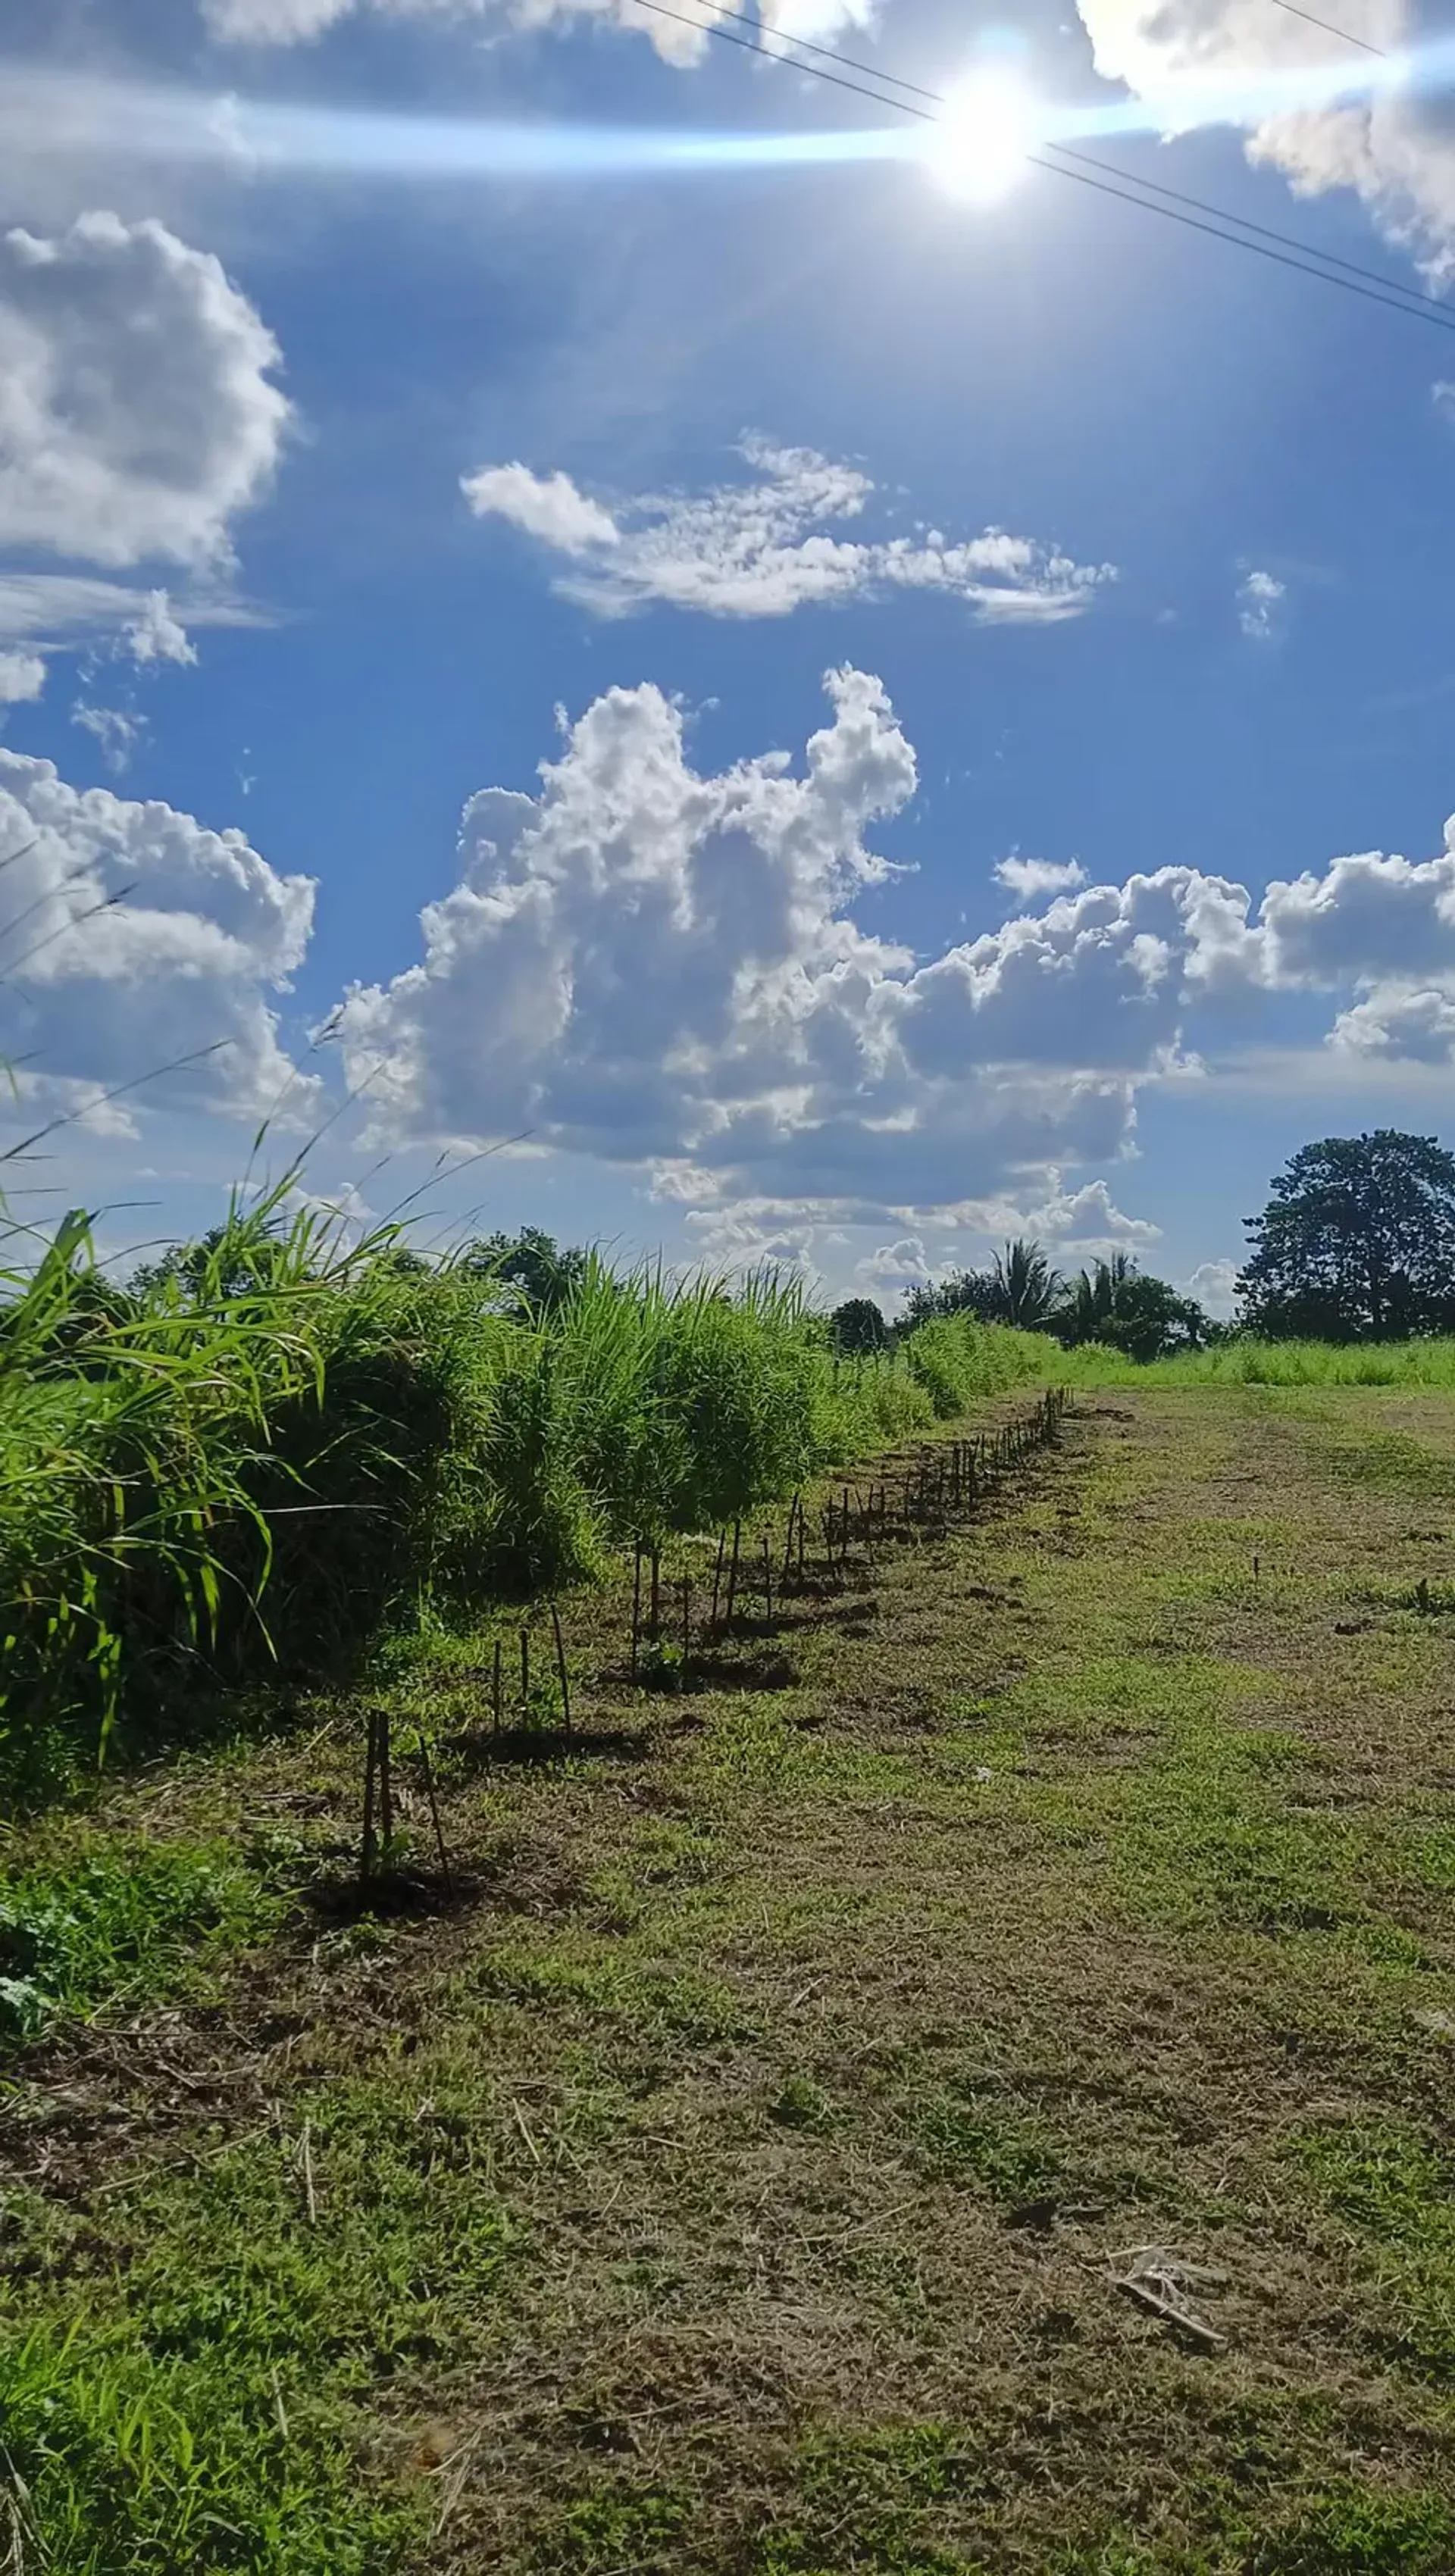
[0,1838,279,2042]
[1245,2481,1455,2574]
[915,2095,1063,2199]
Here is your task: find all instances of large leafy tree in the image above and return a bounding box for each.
[1238,1131,1455,1341]
[831,1296,889,1354]
[455,1227,587,1318]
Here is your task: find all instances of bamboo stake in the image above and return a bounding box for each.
[519,1626,530,1719]
[762,1534,772,1624]
[681,1575,692,1668]
[781,1493,799,1585]
[550,1602,572,1737]
[630,1543,643,1680]
[360,1708,378,1884]
[415,1728,453,1890]
[377,1705,393,1849]
[710,1529,727,1630]
[493,1639,502,1735]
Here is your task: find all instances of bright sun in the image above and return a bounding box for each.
[925,67,1038,203]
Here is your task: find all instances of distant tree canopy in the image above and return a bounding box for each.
[455,1227,588,1318]
[1056,1253,1212,1363]
[1238,1130,1455,1341]
[902,1240,1062,1332]
[129,1221,297,1302]
[900,1239,1210,1362]
[830,1296,889,1354]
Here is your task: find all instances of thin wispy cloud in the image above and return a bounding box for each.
[1238,567,1286,641]
[463,436,1117,625]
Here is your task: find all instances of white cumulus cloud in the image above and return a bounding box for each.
[0,751,316,1126]
[461,464,621,554]
[462,436,1116,624]
[0,212,289,569]
[1022,1177,1161,1249]
[855,1235,937,1292]
[338,664,1455,1230]
[0,650,45,706]
[1072,0,1455,268]
[124,589,198,667]
[1184,1258,1240,1316]
[994,855,1088,905]
[336,667,1455,1229]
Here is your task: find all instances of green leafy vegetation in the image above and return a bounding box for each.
[0,1198,1049,1794]
[0,1837,280,2040]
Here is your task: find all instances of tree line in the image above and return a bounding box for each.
[833,1131,1455,1361]
[46,1131,1455,1371]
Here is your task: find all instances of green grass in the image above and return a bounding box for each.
[0,1835,281,2041]
[1058,1333,1455,1386]
[0,2316,415,2576]
[5,1381,1455,2571]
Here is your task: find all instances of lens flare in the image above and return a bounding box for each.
[0,40,1442,196]
[924,67,1038,202]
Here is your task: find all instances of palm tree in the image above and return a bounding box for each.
[1062,1251,1136,1343]
[1056,1254,1211,1361]
[988,1238,1063,1330]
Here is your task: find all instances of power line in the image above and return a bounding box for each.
[1047,139,1453,320]
[630,0,1455,334]
[651,0,946,102]
[1264,0,1388,57]
[690,0,1435,318]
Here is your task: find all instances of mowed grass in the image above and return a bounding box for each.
[3,1388,1455,2572]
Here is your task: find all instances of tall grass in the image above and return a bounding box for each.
[0,1195,508,1794]
[1055,1336,1455,1389]
[0,1210,1054,1793]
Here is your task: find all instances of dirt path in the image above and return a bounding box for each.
[5,1390,1455,2574]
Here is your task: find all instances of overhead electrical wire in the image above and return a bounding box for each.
[629,0,1455,333]
[1263,0,1388,57]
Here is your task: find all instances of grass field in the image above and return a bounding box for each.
[4,1382,1454,2574]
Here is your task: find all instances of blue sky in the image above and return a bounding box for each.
[4,0,1455,1310]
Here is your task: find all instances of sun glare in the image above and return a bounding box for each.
[925,67,1037,204]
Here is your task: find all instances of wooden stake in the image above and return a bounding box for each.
[360,1708,378,1884]
[781,1493,799,1584]
[377,1705,393,1849]
[519,1626,530,1719]
[710,1529,727,1630]
[649,1544,662,1640]
[550,1602,572,1737]
[492,1639,502,1735]
[630,1543,643,1680]
[681,1574,692,1667]
[762,1533,772,1624]
[725,1519,742,1624]
[415,1728,453,1890]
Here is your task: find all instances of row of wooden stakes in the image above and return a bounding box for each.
[355,1386,1073,1880]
